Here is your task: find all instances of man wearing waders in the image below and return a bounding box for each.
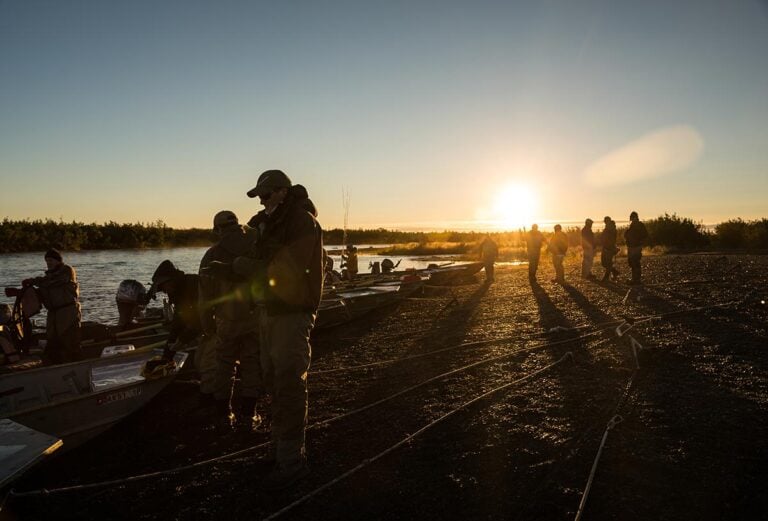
[624,211,649,285]
[480,235,499,283]
[199,211,263,432]
[549,224,568,284]
[600,216,620,282]
[23,249,81,364]
[232,170,323,489]
[581,218,596,279]
[526,224,546,281]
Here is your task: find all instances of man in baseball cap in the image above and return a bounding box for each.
[246,169,292,199]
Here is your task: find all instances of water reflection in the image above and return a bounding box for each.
[0,247,458,324]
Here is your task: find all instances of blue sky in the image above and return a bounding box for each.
[1,0,766,229]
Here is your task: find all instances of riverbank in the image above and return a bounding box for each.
[7,253,768,520]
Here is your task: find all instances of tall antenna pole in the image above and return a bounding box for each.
[342,187,351,246]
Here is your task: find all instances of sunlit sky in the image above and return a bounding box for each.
[1,0,767,230]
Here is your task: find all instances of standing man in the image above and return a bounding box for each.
[234,170,323,489]
[341,244,359,280]
[600,216,620,282]
[549,224,569,284]
[199,211,263,432]
[23,249,81,364]
[624,211,649,285]
[526,224,546,282]
[581,218,596,279]
[480,235,499,283]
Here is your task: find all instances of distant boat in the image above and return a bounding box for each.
[0,349,187,488]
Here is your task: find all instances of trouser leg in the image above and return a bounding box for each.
[261,311,314,464]
[553,254,565,282]
[628,247,642,283]
[195,334,219,395]
[528,256,539,278]
[238,329,262,398]
[213,334,237,401]
[484,262,494,282]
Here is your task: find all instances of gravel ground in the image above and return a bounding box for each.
[8,254,768,521]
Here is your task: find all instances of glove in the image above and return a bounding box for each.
[201,261,233,277]
[162,347,176,361]
[4,287,21,298]
[21,278,34,287]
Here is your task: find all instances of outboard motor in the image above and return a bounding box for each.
[1,286,39,361]
[116,279,148,330]
[381,258,395,274]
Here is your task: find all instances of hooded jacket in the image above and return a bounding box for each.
[234,186,324,315]
[625,220,649,248]
[199,225,258,333]
[33,263,79,312]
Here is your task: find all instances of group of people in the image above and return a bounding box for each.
[15,196,650,490]
[19,170,323,490]
[526,211,648,285]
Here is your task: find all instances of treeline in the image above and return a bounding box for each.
[1,215,767,254]
[0,219,213,253]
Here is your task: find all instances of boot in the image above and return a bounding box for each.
[235,396,263,433]
[214,399,236,433]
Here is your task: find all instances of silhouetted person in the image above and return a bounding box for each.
[549,224,568,284]
[526,224,546,281]
[581,218,596,279]
[341,244,358,281]
[480,236,499,283]
[600,216,620,281]
[22,249,81,364]
[624,211,649,285]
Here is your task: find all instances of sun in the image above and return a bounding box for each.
[491,183,538,229]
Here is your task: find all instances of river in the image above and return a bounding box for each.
[0,247,455,324]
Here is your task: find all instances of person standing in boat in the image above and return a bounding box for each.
[199,210,263,432]
[230,169,323,489]
[150,260,214,392]
[22,248,81,364]
[526,224,546,282]
[624,211,649,285]
[341,244,359,281]
[549,224,569,284]
[480,235,499,283]
[580,218,596,279]
[600,216,620,282]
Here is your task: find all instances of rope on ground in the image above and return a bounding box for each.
[263,352,575,521]
[573,414,624,521]
[8,330,602,499]
[9,439,272,498]
[311,332,607,431]
[313,323,619,375]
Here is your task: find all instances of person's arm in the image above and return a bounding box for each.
[197,250,218,335]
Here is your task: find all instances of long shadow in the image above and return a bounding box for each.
[569,260,768,519]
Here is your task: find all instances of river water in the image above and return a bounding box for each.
[0,247,452,324]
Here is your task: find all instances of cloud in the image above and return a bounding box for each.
[584,125,704,187]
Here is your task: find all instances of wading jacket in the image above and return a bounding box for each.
[33,264,80,313]
[581,227,595,249]
[526,230,545,258]
[549,231,569,256]
[167,273,206,345]
[235,189,323,316]
[625,220,649,248]
[601,222,618,251]
[199,225,258,337]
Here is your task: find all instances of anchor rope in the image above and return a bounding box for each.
[262,353,575,521]
[8,332,599,499]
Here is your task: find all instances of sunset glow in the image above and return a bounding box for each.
[489,183,538,230]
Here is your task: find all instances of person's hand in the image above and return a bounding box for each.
[161,347,176,361]
[201,261,233,277]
